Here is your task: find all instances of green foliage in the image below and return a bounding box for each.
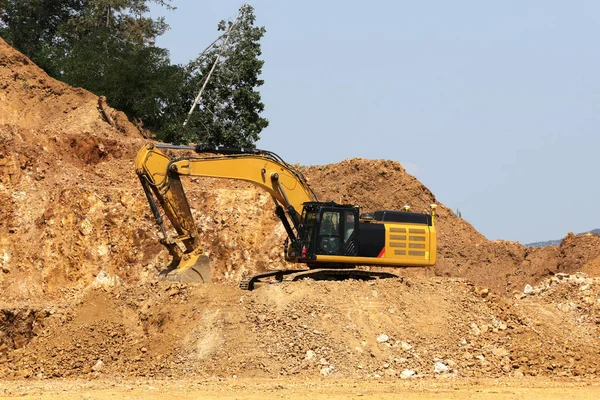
[60,30,186,131]
[0,0,172,68]
[0,0,177,129]
[161,4,269,147]
[0,0,80,75]
[0,1,268,147]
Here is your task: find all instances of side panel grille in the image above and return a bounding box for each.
[386,222,430,261]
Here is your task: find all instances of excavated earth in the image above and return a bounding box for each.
[1,38,600,395]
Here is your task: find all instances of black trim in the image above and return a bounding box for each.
[358,223,385,257]
[373,210,432,226]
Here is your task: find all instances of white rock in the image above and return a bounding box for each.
[401,341,413,350]
[434,361,449,374]
[305,350,315,361]
[320,366,333,376]
[92,271,124,288]
[11,191,26,201]
[92,360,104,372]
[0,252,10,272]
[80,219,93,236]
[569,275,587,285]
[400,369,416,379]
[97,244,109,257]
[524,284,533,294]
[377,334,389,343]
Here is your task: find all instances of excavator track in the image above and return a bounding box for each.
[239,268,401,290]
[239,270,299,290]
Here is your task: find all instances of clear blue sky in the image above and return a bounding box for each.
[150,1,600,244]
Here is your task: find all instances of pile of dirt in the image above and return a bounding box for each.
[2,275,599,379]
[303,162,600,295]
[0,37,161,301]
[1,39,600,382]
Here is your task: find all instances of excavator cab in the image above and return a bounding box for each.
[297,202,359,260]
[293,201,437,269]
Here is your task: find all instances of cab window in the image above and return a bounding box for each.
[317,211,341,255]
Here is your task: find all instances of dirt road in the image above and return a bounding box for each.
[2,378,600,399]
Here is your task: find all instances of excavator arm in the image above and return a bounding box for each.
[135,143,317,282]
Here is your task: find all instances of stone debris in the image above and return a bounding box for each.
[92,360,104,372]
[434,361,449,374]
[400,369,416,379]
[400,342,413,351]
[376,334,389,343]
[92,272,124,289]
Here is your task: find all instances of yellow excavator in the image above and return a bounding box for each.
[135,143,437,289]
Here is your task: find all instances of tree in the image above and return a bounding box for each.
[0,0,178,124]
[0,0,81,75]
[0,0,173,68]
[0,1,268,146]
[162,4,269,147]
[62,31,186,132]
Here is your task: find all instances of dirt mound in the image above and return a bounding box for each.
[0,37,161,301]
[303,159,487,258]
[2,276,599,379]
[303,161,600,295]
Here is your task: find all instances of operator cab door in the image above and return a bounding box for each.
[316,208,358,257]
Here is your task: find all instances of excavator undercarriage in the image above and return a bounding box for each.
[238,268,401,290]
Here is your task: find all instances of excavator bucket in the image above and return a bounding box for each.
[159,255,212,283]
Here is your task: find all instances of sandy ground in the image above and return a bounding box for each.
[2,378,600,400]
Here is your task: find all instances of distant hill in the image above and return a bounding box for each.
[526,229,600,248]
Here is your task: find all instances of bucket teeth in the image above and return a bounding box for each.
[159,255,211,283]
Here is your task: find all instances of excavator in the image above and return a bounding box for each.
[135,142,437,290]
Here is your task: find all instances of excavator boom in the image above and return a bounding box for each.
[135,143,317,283]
